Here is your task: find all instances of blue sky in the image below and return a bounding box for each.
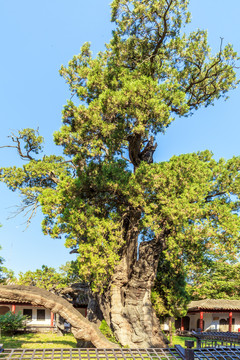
[0,0,240,275]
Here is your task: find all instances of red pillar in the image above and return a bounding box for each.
[50,312,54,327]
[199,311,203,331]
[11,304,16,314]
[229,312,233,332]
[181,318,184,331]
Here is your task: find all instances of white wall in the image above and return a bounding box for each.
[163,312,240,332]
[15,305,52,326]
[189,312,240,332]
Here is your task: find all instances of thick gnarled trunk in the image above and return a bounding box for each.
[97,212,166,348]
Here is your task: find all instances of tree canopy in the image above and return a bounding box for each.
[1,0,239,347]
[17,262,82,290]
[18,265,68,290]
[188,260,240,300]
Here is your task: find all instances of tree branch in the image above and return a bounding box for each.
[150,1,173,68]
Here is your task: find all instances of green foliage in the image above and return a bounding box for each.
[59,261,83,284]
[151,290,168,317]
[188,261,240,300]
[17,263,83,290]
[15,128,44,158]
[0,311,28,335]
[152,254,189,318]
[99,320,119,344]
[0,267,16,284]
[0,0,239,305]
[18,265,68,290]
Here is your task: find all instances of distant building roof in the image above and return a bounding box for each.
[0,297,30,304]
[188,299,240,311]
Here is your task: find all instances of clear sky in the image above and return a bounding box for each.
[0,0,240,276]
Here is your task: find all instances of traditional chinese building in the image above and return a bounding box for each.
[0,297,55,331]
[176,299,240,333]
[0,283,88,332]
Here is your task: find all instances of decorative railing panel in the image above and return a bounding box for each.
[194,347,240,360]
[192,331,240,348]
[2,342,240,360]
[0,348,183,360]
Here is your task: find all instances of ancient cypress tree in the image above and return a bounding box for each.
[1,0,240,347]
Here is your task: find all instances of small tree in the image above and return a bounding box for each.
[0,311,28,335]
[18,265,68,290]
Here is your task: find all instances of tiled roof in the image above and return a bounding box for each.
[0,297,31,304]
[188,299,240,311]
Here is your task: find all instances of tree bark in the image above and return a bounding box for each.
[169,317,174,346]
[87,291,104,326]
[0,285,118,348]
[98,212,166,348]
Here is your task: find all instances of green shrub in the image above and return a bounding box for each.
[0,311,28,335]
